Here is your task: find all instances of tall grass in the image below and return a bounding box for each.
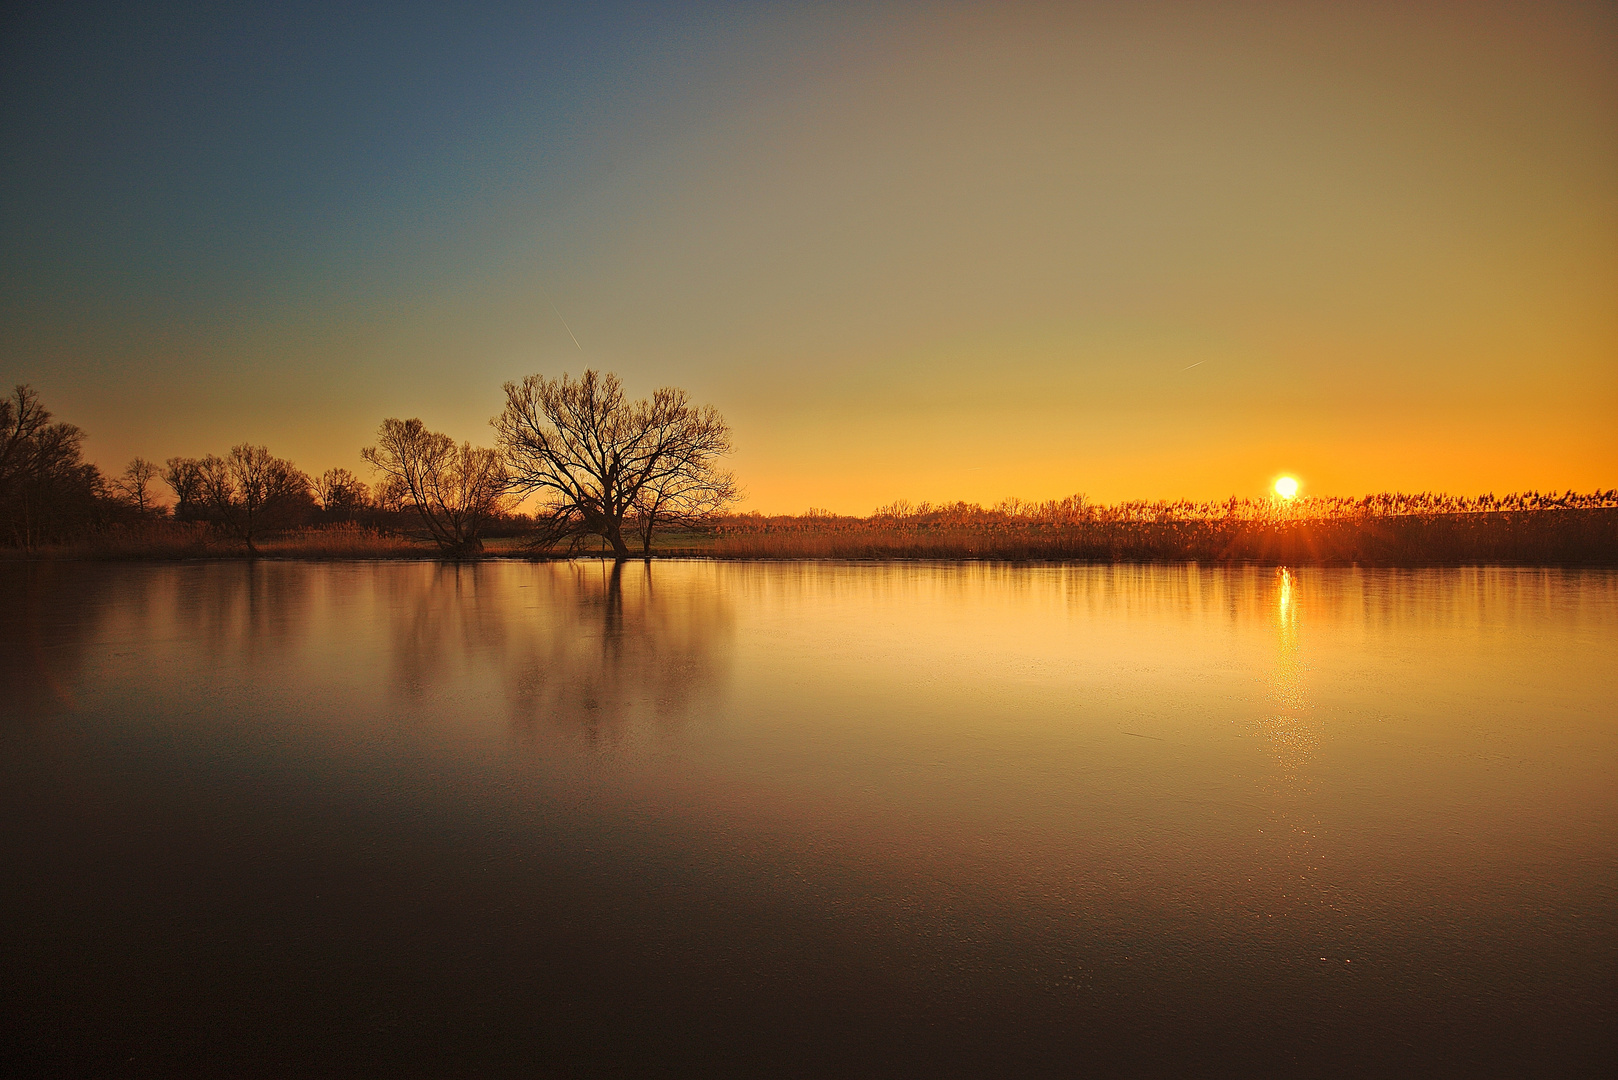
[9,490,1614,565]
[253,523,435,558]
[9,521,436,560]
[659,490,1618,565]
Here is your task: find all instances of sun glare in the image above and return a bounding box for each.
[1273,476,1300,500]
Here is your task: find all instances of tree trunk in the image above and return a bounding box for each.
[605,518,630,560]
[641,509,656,556]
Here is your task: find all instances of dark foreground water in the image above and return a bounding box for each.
[2,561,1614,1078]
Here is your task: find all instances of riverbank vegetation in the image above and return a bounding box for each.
[672,495,1618,566]
[3,383,1614,565]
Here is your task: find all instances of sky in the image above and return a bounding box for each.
[2,0,1614,513]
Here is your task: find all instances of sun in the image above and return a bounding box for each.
[1273,476,1300,500]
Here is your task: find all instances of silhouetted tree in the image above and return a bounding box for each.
[372,474,409,513]
[362,418,507,556]
[162,457,209,521]
[494,370,736,559]
[0,385,105,548]
[110,458,161,515]
[314,467,370,519]
[632,461,739,555]
[163,445,313,554]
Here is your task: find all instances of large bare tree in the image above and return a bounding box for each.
[362,418,507,555]
[493,370,736,559]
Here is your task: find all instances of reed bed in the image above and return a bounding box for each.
[656,510,1615,565]
[661,491,1618,566]
[12,521,437,560]
[253,523,435,558]
[9,491,1615,566]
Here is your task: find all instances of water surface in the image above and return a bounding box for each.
[3,561,1614,1076]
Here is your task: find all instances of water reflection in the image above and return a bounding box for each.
[1255,567,1326,917]
[1261,567,1320,775]
[0,562,108,720]
[1,561,1613,1076]
[497,561,734,744]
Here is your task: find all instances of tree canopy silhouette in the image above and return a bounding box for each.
[0,385,105,548]
[494,370,736,558]
[362,418,507,556]
[163,445,313,554]
[110,458,160,514]
[314,467,370,519]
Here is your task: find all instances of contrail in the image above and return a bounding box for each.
[538,285,583,351]
[551,302,582,351]
[1181,361,1204,371]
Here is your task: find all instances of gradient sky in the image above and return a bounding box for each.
[3,0,1614,513]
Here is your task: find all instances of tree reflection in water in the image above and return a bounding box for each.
[0,562,108,721]
[382,560,734,747]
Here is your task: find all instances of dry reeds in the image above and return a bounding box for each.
[252,523,434,559]
[656,490,1618,566]
[9,521,436,561]
[10,490,1615,566]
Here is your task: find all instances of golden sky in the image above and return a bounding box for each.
[3,2,1614,512]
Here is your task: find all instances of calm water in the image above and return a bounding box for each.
[3,561,1615,1077]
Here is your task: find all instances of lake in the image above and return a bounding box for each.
[2,560,1614,1077]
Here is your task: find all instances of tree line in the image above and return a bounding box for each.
[0,371,737,558]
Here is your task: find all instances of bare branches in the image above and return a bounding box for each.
[163,445,313,553]
[362,418,507,556]
[494,370,737,558]
[0,385,103,548]
[314,467,370,518]
[110,458,159,514]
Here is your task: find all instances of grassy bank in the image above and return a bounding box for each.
[655,508,1617,565]
[6,501,1615,567]
[7,522,439,561]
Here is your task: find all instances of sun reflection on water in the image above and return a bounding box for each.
[1257,566,1329,917]
[1263,567,1317,774]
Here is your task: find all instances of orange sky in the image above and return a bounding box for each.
[4,2,1614,512]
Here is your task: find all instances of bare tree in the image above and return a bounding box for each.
[372,474,409,513]
[111,458,160,514]
[162,457,208,521]
[0,385,104,548]
[314,467,370,519]
[163,445,313,554]
[632,461,739,555]
[493,370,736,559]
[361,418,507,556]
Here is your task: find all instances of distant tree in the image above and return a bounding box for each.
[361,418,507,556]
[493,370,736,559]
[0,385,105,548]
[162,457,209,521]
[163,445,313,554]
[371,474,409,514]
[110,458,161,514]
[314,467,370,519]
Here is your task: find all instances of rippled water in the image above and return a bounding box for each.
[3,561,1614,1076]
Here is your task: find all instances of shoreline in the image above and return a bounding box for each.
[5,552,1616,569]
[5,507,1614,568]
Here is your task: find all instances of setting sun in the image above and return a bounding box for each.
[1274,476,1300,500]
